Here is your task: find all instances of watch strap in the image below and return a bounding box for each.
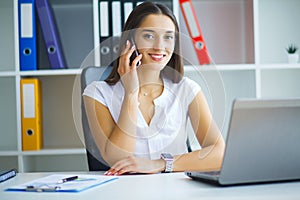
[161,153,174,173]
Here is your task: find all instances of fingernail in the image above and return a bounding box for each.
[104,171,112,176]
[126,40,130,46]
[114,172,120,176]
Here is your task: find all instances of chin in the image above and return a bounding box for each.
[140,63,166,71]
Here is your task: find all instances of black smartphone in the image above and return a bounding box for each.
[129,38,141,67]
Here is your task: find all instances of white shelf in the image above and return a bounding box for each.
[0,149,86,156]
[184,64,257,72]
[0,69,83,77]
[0,71,17,77]
[259,63,300,70]
[0,151,19,156]
[19,69,82,76]
[21,148,86,156]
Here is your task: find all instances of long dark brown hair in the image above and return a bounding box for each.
[105,2,184,85]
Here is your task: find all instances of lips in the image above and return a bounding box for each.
[149,53,166,61]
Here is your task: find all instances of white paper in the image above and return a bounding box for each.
[6,174,118,192]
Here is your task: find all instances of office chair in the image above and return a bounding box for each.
[81,66,112,171]
[81,66,193,171]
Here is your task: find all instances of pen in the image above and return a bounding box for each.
[57,176,78,184]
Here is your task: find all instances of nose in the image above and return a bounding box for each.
[153,37,164,50]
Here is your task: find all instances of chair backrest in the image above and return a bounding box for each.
[81,66,112,171]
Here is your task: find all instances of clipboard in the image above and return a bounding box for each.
[5,174,118,193]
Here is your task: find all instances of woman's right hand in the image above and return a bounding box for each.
[118,40,142,96]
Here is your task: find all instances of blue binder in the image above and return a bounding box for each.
[35,0,67,69]
[18,0,37,71]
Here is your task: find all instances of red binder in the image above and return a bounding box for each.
[179,0,210,65]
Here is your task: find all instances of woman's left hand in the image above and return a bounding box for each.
[104,156,164,175]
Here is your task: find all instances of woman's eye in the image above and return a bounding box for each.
[164,35,174,40]
[143,34,154,40]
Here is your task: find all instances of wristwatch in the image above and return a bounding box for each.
[161,153,174,173]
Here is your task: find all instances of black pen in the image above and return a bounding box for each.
[57,176,78,184]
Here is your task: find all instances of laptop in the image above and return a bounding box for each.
[185,98,300,186]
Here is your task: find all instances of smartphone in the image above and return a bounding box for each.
[129,38,141,67]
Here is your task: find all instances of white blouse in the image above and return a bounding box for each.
[83,76,201,159]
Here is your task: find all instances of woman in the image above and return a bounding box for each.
[83,2,225,175]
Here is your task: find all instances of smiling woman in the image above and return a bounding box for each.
[82,1,225,176]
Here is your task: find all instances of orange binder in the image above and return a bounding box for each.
[179,0,210,65]
[20,78,43,151]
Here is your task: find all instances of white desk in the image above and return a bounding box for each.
[1,172,300,200]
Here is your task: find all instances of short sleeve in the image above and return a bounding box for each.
[183,77,201,105]
[82,81,107,106]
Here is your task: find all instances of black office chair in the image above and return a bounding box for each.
[81,66,193,171]
[81,66,112,171]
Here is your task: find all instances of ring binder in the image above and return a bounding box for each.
[111,0,122,63]
[18,0,37,71]
[179,0,210,65]
[122,1,133,25]
[99,0,112,66]
[35,0,67,69]
[20,78,43,151]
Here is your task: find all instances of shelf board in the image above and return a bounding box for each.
[184,64,257,71]
[259,63,300,70]
[21,148,86,156]
[3,64,300,77]
[19,68,83,76]
[184,63,300,72]
[0,150,19,156]
[0,71,17,77]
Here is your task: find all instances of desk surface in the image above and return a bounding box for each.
[1,172,300,200]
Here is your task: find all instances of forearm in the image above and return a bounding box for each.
[173,139,225,172]
[134,142,224,174]
[104,93,138,164]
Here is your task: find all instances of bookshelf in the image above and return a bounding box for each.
[0,0,90,172]
[0,0,300,172]
[180,0,300,141]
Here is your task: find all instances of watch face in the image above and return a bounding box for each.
[162,153,173,159]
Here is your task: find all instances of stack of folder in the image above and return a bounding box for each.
[18,0,66,151]
[18,0,66,71]
[98,0,133,67]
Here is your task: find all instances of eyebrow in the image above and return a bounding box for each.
[141,29,175,34]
